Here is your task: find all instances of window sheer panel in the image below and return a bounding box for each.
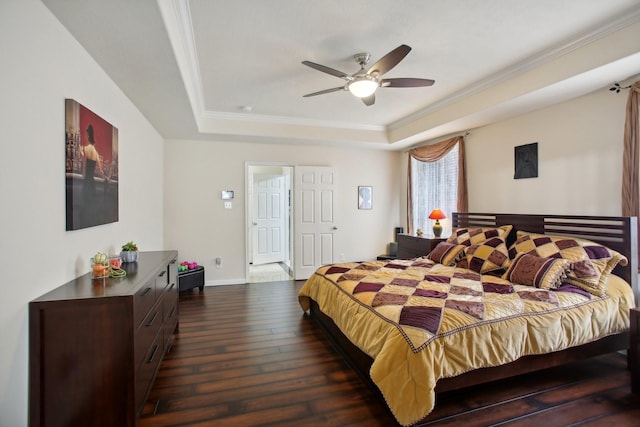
[411,145,459,237]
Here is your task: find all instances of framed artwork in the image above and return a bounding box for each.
[514,142,538,179]
[358,186,372,210]
[65,99,119,230]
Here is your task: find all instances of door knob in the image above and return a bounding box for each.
[332,226,338,230]
[253,222,258,226]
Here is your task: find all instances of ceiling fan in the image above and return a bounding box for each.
[302,44,435,106]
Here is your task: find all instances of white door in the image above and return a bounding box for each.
[252,174,286,265]
[294,166,337,280]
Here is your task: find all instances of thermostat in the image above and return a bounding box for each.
[221,190,234,200]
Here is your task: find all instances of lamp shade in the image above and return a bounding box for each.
[428,209,446,220]
[348,78,378,98]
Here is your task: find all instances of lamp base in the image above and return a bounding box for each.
[432,221,443,238]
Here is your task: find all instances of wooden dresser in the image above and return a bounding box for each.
[397,234,445,259]
[29,250,178,427]
[632,307,639,394]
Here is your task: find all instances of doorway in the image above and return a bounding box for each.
[246,164,293,283]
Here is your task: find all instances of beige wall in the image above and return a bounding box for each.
[164,140,402,284]
[465,87,627,215]
[0,1,166,424]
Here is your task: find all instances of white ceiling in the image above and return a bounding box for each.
[42,0,640,150]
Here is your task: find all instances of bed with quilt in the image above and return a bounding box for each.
[298,213,638,426]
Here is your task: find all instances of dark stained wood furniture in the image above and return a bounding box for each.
[307,213,638,424]
[632,307,640,394]
[178,265,205,292]
[29,250,178,427]
[396,234,445,259]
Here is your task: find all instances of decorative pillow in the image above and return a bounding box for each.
[426,242,466,266]
[447,225,513,247]
[502,253,571,289]
[508,231,628,296]
[455,258,469,270]
[465,236,510,274]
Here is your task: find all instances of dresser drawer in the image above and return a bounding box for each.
[134,279,157,327]
[134,302,163,370]
[135,331,163,413]
[156,268,169,293]
[162,283,179,348]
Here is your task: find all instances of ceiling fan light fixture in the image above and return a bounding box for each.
[348,77,378,98]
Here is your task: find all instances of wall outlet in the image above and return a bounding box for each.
[339,253,345,262]
[215,257,222,268]
[224,201,232,209]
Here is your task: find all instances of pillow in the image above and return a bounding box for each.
[465,236,510,274]
[455,258,469,270]
[426,242,466,266]
[447,225,513,247]
[508,231,628,296]
[502,253,571,289]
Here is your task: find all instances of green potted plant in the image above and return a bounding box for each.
[120,241,139,263]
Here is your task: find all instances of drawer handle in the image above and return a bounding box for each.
[141,287,153,297]
[145,311,159,327]
[147,345,159,364]
[168,306,176,318]
[158,271,166,277]
[169,283,176,291]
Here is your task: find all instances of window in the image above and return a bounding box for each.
[410,143,459,236]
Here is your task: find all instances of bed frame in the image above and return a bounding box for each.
[308,213,638,423]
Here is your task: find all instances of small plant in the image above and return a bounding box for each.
[121,241,139,251]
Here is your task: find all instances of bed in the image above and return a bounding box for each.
[298,213,638,426]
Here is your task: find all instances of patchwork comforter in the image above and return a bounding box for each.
[298,258,634,426]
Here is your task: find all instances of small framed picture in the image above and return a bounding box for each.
[358,186,372,210]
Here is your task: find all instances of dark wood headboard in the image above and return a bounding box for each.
[452,212,638,303]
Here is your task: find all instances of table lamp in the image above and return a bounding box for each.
[428,209,446,237]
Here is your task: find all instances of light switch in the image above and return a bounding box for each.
[224,201,232,209]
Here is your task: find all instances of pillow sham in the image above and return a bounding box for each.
[502,252,571,289]
[426,242,466,266]
[447,225,513,247]
[508,231,628,296]
[465,236,510,274]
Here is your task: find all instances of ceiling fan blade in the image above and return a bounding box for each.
[302,61,349,79]
[303,86,345,97]
[361,94,375,106]
[367,44,411,77]
[380,78,435,88]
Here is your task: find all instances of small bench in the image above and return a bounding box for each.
[178,265,205,292]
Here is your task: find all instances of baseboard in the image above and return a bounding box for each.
[205,278,247,286]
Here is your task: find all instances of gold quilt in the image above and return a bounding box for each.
[298,258,634,426]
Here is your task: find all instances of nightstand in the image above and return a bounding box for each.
[397,234,445,259]
[631,307,639,394]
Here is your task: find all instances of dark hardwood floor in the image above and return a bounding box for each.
[140,280,640,427]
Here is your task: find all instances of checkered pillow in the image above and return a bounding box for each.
[426,242,466,266]
[502,253,571,289]
[509,231,628,296]
[447,225,513,247]
[465,236,510,274]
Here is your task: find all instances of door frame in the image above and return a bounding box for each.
[245,162,294,282]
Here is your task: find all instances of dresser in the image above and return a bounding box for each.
[29,250,178,427]
[631,307,639,394]
[397,234,445,259]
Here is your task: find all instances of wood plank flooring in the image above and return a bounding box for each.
[140,280,640,426]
